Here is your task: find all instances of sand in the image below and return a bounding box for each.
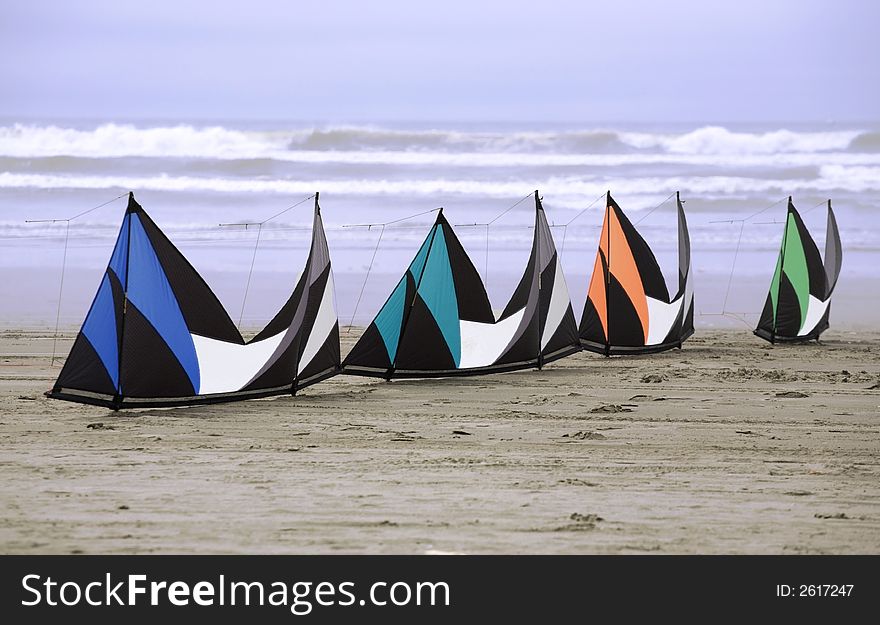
[0,328,878,554]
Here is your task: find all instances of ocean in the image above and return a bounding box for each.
[1,119,878,331]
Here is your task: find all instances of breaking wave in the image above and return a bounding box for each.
[621,126,861,155]
[0,124,286,159]
[3,152,879,173]
[0,123,867,159]
[2,167,878,198]
[848,131,880,152]
[288,126,630,153]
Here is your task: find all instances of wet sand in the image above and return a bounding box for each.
[0,328,878,554]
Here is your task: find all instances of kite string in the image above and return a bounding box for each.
[238,223,263,330]
[387,207,441,226]
[484,223,490,286]
[344,207,441,229]
[705,196,788,321]
[753,199,829,224]
[488,191,533,225]
[709,196,787,224]
[347,225,385,333]
[219,193,315,228]
[743,195,787,222]
[50,221,71,366]
[698,310,755,328]
[25,191,129,224]
[482,191,539,293]
[802,198,830,215]
[257,193,316,225]
[220,193,315,331]
[480,192,532,292]
[26,191,130,366]
[69,193,130,221]
[564,192,607,227]
[343,206,442,332]
[721,221,745,314]
[633,191,677,226]
[556,191,607,257]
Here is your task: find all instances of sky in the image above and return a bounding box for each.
[1,0,878,123]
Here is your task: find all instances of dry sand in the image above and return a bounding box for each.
[0,328,878,554]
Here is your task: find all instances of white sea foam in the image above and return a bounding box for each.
[2,168,878,198]
[0,123,286,159]
[6,147,880,171]
[620,126,862,155]
[0,123,869,159]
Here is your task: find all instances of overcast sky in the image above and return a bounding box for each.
[1,0,877,123]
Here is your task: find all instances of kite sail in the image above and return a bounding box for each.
[579,191,694,355]
[754,198,842,343]
[343,191,580,378]
[47,192,339,408]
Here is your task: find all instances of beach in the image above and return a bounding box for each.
[1,327,878,554]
